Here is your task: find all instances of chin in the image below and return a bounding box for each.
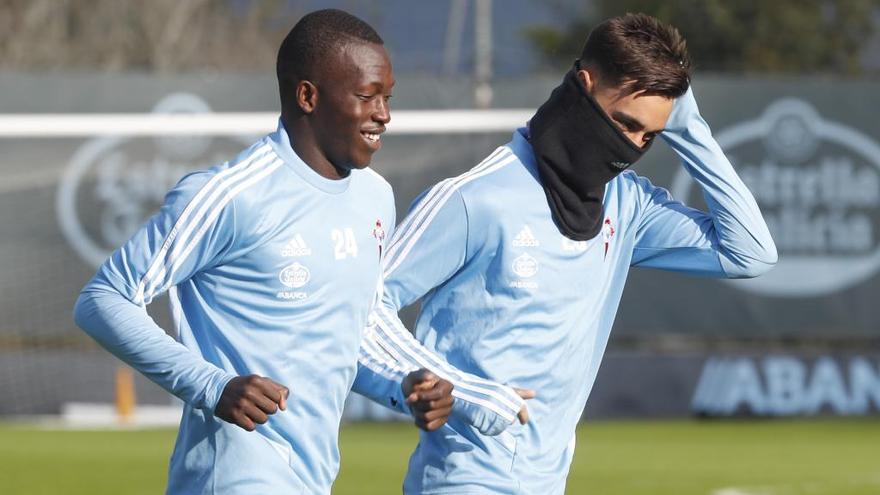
[350,154,374,169]
[332,156,370,175]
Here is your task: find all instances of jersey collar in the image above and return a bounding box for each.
[268,118,352,195]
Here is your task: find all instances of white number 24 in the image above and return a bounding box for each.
[331,228,359,260]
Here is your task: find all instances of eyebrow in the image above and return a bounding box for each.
[361,79,395,91]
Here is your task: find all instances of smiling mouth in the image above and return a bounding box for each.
[361,131,381,144]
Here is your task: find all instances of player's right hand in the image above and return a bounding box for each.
[215,375,290,432]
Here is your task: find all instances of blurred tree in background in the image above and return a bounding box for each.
[525,0,880,75]
[0,0,295,71]
[1,0,877,75]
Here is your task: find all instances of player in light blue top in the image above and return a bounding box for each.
[352,14,777,493]
[73,10,526,495]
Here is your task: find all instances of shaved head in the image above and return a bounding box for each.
[277,9,384,110]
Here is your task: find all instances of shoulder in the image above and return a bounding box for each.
[166,138,280,218]
[607,170,677,223]
[612,170,671,200]
[401,145,528,223]
[354,167,395,215]
[176,136,278,188]
[358,167,394,197]
[455,145,531,203]
[353,167,396,225]
[613,169,648,190]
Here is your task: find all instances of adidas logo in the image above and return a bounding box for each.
[281,234,312,257]
[512,225,540,247]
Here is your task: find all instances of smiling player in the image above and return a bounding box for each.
[73,9,526,494]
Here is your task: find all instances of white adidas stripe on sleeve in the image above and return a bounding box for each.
[383,146,508,266]
[383,150,517,278]
[136,144,279,304]
[372,305,521,421]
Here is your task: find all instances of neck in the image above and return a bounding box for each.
[282,114,349,180]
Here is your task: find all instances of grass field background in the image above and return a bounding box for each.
[1,419,878,494]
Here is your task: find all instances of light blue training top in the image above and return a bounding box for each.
[352,88,777,494]
[74,120,401,494]
[75,119,526,494]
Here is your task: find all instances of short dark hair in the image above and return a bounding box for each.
[277,9,383,108]
[580,13,691,98]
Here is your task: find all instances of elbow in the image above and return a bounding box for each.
[73,275,133,334]
[763,239,779,267]
[734,258,776,279]
[726,241,778,279]
[73,291,94,334]
[73,288,112,338]
[753,237,779,275]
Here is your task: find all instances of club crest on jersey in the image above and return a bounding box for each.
[512,253,538,278]
[281,234,312,257]
[277,262,310,300]
[510,253,539,289]
[602,217,615,259]
[372,219,386,257]
[279,262,310,288]
[512,225,540,247]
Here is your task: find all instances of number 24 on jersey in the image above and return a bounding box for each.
[331,228,358,260]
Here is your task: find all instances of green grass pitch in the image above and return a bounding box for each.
[0,419,878,494]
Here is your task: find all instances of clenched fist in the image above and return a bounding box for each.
[215,375,289,431]
[403,369,454,431]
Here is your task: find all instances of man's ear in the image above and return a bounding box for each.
[576,67,597,94]
[296,80,318,114]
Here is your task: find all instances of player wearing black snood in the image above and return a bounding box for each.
[351,14,777,494]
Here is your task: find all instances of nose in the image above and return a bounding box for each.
[373,97,391,125]
[623,131,651,149]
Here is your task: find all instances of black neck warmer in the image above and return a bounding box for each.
[529,62,649,240]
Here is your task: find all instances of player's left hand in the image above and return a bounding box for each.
[513,387,537,424]
[402,369,454,431]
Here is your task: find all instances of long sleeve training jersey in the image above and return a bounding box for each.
[75,120,399,494]
[357,88,777,494]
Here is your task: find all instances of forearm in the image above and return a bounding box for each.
[73,284,235,411]
[662,89,777,277]
[369,305,523,426]
[353,327,415,415]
